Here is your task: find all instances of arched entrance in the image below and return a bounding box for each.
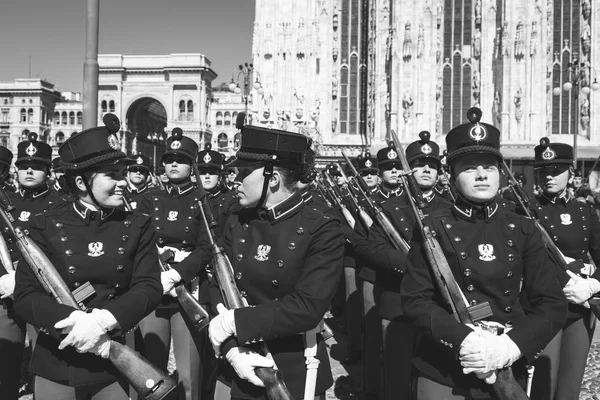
[125,97,168,171]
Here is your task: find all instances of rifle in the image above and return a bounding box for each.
[191,162,293,400]
[0,229,13,273]
[390,130,529,400]
[440,150,457,202]
[341,151,410,253]
[501,160,600,319]
[0,188,176,400]
[323,171,356,228]
[157,248,210,337]
[335,163,374,229]
[151,172,166,191]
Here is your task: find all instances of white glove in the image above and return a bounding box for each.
[475,371,497,384]
[564,271,600,304]
[160,269,182,295]
[460,333,521,375]
[0,271,16,299]
[209,303,237,356]
[55,309,118,354]
[90,334,111,359]
[580,263,597,277]
[225,347,274,387]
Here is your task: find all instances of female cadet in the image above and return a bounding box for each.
[137,128,213,400]
[529,139,600,400]
[400,108,567,399]
[12,115,163,399]
[208,125,344,400]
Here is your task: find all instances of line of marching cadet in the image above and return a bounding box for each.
[0,106,598,400]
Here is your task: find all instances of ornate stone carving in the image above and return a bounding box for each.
[417,23,425,59]
[530,21,538,56]
[402,92,413,123]
[403,22,413,62]
[514,22,525,60]
[514,89,522,123]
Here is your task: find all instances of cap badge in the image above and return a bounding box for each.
[542,147,556,161]
[108,134,120,151]
[468,124,488,142]
[136,157,144,165]
[203,154,212,164]
[421,144,432,154]
[387,149,398,160]
[26,143,37,156]
[170,140,181,150]
[364,159,373,168]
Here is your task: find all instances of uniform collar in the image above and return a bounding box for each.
[301,190,313,204]
[19,184,49,199]
[127,183,147,194]
[378,185,404,199]
[452,196,499,223]
[166,180,194,195]
[207,181,227,198]
[72,200,114,224]
[540,189,572,205]
[422,190,435,203]
[258,192,304,224]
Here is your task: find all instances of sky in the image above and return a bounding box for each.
[0,0,255,92]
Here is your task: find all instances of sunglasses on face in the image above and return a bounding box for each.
[164,156,191,165]
[128,167,148,174]
[198,167,219,176]
[18,163,47,171]
[359,171,377,177]
[411,160,439,170]
[535,166,569,177]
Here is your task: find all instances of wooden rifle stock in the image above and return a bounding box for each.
[157,251,210,335]
[340,152,410,252]
[0,189,176,400]
[335,164,374,229]
[192,163,293,400]
[0,229,13,273]
[390,131,529,400]
[323,171,355,228]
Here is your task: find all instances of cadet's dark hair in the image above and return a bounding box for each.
[273,166,300,191]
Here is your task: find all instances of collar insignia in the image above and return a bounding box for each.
[478,244,496,261]
[88,242,105,257]
[108,134,120,150]
[387,149,398,160]
[26,143,37,156]
[542,147,556,160]
[254,244,271,261]
[469,124,488,142]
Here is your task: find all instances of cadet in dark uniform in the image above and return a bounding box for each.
[368,131,451,400]
[13,115,163,400]
[529,139,600,400]
[124,153,153,210]
[0,146,23,400]
[400,109,567,399]
[208,125,344,400]
[138,129,213,400]
[0,146,16,194]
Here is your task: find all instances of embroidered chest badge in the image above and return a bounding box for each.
[18,211,31,222]
[167,211,178,221]
[88,242,105,257]
[254,244,271,261]
[130,201,137,210]
[560,213,572,225]
[478,244,496,261]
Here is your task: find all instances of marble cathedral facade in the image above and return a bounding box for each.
[253,0,600,161]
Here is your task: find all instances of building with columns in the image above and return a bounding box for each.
[253,0,600,177]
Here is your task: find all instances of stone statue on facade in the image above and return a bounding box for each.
[493,91,502,126]
[582,24,591,56]
[581,96,590,131]
[473,30,482,59]
[297,18,306,59]
[583,0,591,20]
[264,20,273,59]
[402,92,413,123]
[514,89,523,123]
[530,21,538,56]
[474,0,482,25]
[417,23,425,59]
[514,22,525,60]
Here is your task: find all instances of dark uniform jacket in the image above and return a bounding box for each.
[206,182,241,237]
[210,192,344,399]
[13,200,162,386]
[530,191,600,320]
[139,181,213,306]
[368,191,451,320]
[125,184,152,211]
[0,186,65,306]
[400,197,568,392]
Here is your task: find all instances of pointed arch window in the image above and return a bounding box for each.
[187,100,194,121]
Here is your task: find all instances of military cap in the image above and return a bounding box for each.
[325,163,342,177]
[0,146,13,168]
[161,128,198,162]
[15,132,52,167]
[228,125,311,173]
[574,169,583,178]
[197,143,223,170]
[59,114,130,171]
[405,131,441,168]
[129,153,151,172]
[377,143,402,169]
[445,107,502,164]
[357,152,378,174]
[51,156,64,173]
[534,138,573,167]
